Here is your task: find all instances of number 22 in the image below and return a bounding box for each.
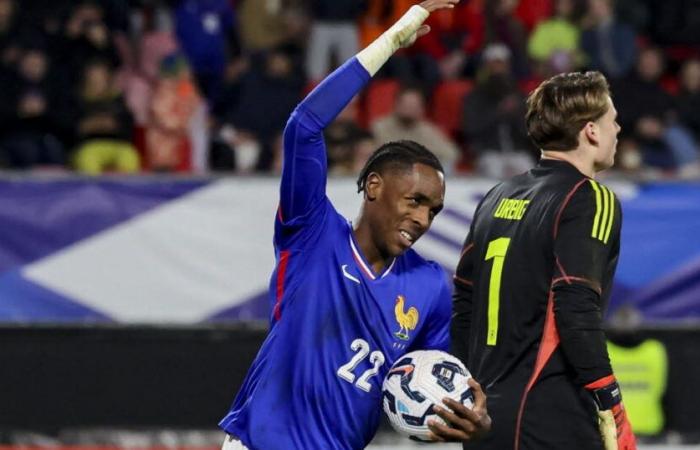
[337,338,385,392]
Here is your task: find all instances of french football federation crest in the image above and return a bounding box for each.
[394,295,419,340]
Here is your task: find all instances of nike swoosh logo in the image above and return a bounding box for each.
[341,265,360,284]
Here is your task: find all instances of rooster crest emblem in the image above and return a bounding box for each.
[394,295,419,341]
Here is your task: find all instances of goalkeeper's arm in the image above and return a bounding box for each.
[552,184,635,450]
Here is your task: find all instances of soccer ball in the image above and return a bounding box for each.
[381,350,474,441]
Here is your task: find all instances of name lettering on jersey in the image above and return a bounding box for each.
[394,295,419,341]
[589,180,615,244]
[493,198,531,221]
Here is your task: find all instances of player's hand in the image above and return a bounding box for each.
[427,378,492,443]
[586,377,637,450]
[413,0,460,40]
[419,0,460,13]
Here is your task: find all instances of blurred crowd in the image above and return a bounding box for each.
[1,0,700,179]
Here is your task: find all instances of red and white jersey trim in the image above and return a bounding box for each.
[348,234,396,280]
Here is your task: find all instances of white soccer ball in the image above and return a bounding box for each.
[381,350,474,441]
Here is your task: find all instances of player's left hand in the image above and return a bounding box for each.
[427,378,492,443]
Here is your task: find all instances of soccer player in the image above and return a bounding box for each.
[452,71,637,450]
[219,1,491,449]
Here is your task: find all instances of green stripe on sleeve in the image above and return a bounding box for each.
[589,180,603,239]
[598,185,610,241]
[603,188,615,244]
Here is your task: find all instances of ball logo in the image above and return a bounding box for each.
[394,295,419,341]
[387,358,427,403]
[431,361,465,393]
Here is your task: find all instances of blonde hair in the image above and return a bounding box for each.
[526,71,610,151]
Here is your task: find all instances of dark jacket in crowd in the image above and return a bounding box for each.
[311,0,368,21]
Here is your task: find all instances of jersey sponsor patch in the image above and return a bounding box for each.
[589,180,615,244]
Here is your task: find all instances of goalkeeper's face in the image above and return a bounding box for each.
[593,96,621,172]
[366,163,445,258]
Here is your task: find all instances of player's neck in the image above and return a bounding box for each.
[540,149,596,178]
[352,221,392,274]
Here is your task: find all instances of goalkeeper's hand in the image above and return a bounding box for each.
[586,376,637,450]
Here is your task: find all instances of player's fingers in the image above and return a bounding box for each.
[441,396,492,436]
[428,417,470,442]
[441,398,473,417]
[420,0,458,13]
[434,403,477,434]
[415,25,431,39]
[426,429,447,442]
[469,378,488,410]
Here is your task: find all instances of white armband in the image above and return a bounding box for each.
[356,5,430,76]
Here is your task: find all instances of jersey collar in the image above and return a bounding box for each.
[347,224,396,281]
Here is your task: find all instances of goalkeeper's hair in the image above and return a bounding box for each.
[526,71,610,152]
[356,140,444,194]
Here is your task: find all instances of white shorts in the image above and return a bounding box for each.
[222,434,249,450]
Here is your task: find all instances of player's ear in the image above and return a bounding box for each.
[365,172,382,201]
[583,121,599,146]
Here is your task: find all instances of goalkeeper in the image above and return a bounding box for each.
[452,71,636,450]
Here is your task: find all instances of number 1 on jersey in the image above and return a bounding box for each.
[485,237,511,346]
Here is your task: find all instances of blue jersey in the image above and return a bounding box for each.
[219,58,451,450]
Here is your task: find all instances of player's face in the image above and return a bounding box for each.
[372,163,445,258]
[593,96,621,171]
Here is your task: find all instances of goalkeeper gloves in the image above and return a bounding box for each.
[585,376,637,450]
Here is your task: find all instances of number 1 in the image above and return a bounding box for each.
[485,237,511,346]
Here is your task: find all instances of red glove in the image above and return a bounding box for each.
[585,376,637,450]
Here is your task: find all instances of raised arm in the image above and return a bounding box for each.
[278,0,458,223]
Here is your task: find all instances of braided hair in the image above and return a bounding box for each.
[356,140,444,194]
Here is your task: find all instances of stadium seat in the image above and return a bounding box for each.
[430,79,474,137]
[364,78,401,126]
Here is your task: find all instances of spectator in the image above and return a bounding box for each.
[218,47,303,172]
[613,0,650,34]
[174,0,239,103]
[0,42,69,169]
[73,60,140,175]
[462,43,535,178]
[0,0,20,71]
[372,84,459,174]
[674,58,700,178]
[359,0,392,48]
[483,0,530,78]
[647,1,700,46]
[528,0,584,77]
[119,5,180,127]
[580,0,637,79]
[323,96,372,174]
[305,0,367,81]
[677,58,700,144]
[238,0,307,52]
[612,47,699,174]
[144,53,203,172]
[62,1,121,80]
[607,305,669,440]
